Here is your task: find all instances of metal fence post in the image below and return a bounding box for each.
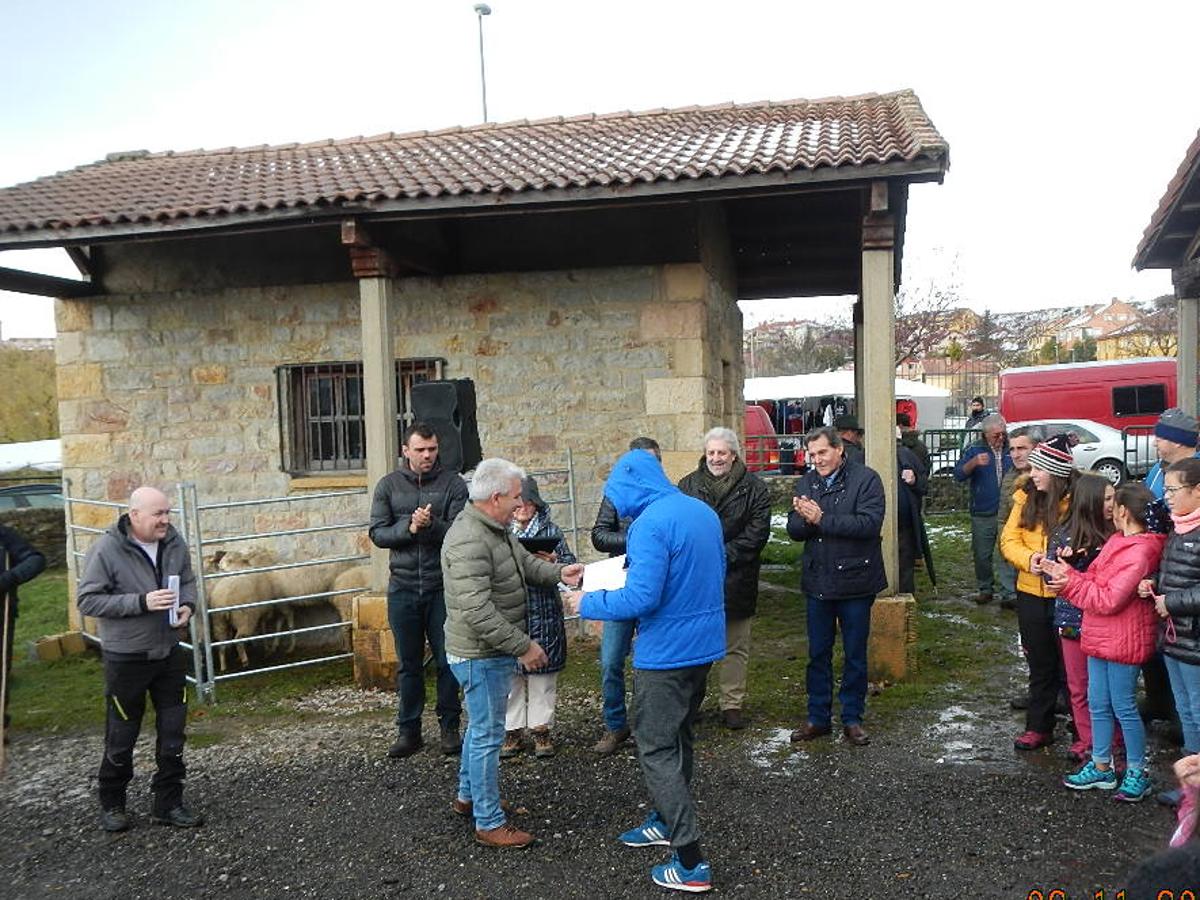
[178,482,217,703]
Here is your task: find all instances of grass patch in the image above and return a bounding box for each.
[10,512,1000,743]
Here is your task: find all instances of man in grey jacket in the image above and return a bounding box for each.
[442,458,582,848]
[369,422,469,758]
[77,486,201,832]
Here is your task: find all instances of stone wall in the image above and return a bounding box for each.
[54,252,743,582]
[0,508,66,567]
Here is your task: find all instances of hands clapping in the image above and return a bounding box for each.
[792,494,822,525]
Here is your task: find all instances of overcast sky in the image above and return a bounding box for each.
[1,0,1195,337]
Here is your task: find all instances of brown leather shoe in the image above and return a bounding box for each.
[531,726,555,758]
[592,726,631,755]
[843,724,870,746]
[721,708,747,730]
[790,722,832,742]
[475,822,534,848]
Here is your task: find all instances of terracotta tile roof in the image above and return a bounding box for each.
[1134,126,1200,269]
[0,90,947,245]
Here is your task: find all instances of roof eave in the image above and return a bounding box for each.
[0,155,947,251]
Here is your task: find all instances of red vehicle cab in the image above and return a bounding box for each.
[998,358,1176,431]
[743,404,780,472]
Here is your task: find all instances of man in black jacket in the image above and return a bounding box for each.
[1,523,46,739]
[369,423,469,758]
[590,436,659,755]
[678,427,771,730]
[787,426,886,747]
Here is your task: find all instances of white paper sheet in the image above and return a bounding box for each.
[582,554,627,592]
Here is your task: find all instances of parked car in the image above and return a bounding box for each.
[0,481,63,510]
[1006,419,1154,485]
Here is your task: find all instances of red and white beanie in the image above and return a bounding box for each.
[1028,434,1075,479]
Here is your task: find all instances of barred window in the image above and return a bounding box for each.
[277,358,444,473]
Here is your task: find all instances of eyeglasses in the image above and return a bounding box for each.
[1164,485,1188,495]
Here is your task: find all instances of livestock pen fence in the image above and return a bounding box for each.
[63,451,581,704]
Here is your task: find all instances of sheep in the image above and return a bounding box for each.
[206,567,277,672]
[207,547,352,661]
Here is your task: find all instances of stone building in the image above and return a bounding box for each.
[0,92,949,620]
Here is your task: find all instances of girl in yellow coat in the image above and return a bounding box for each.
[1001,434,1076,751]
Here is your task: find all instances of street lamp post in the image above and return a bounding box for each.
[474,4,492,123]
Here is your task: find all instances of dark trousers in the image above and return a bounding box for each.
[632,663,711,850]
[387,588,460,736]
[806,594,874,727]
[98,647,188,813]
[898,526,916,595]
[1016,591,1060,735]
[2,597,13,728]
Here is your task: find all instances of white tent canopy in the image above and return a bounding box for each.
[744,372,950,430]
[0,438,62,474]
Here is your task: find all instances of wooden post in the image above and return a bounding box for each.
[359,276,397,593]
[861,181,898,595]
[1177,294,1198,418]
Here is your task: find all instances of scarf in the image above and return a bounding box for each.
[696,456,745,505]
[1172,506,1200,535]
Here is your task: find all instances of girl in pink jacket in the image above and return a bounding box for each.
[1043,483,1167,803]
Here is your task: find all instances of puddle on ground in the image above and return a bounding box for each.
[747,727,807,771]
[924,610,973,627]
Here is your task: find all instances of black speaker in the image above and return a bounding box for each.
[410,378,482,474]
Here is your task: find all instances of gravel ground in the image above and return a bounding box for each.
[0,616,1183,899]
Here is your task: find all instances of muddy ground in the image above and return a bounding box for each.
[0,601,1185,899]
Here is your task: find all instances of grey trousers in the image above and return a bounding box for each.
[632,663,712,849]
[970,513,999,594]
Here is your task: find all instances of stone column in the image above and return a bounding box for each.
[861,182,898,595]
[1176,295,1198,417]
[358,277,397,592]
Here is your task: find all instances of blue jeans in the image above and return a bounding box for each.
[805,595,873,727]
[387,589,460,735]
[600,619,635,731]
[1165,655,1200,755]
[449,656,515,831]
[1087,656,1145,769]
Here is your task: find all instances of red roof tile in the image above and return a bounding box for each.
[0,90,947,245]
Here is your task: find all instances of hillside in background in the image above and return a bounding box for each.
[0,344,57,442]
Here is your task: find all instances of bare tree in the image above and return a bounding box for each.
[894,255,964,366]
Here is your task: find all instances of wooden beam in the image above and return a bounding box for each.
[65,246,92,278]
[0,266,94,298]
[870,180,889,214]
[341,217,445,276]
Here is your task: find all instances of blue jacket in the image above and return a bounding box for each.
[953,440,1013,516]
[1146,451,1200,500]
[579,450,726,670]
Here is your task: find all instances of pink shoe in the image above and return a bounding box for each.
[1014,730,1054,751]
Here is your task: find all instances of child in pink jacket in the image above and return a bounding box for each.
[1043,483,1167,803]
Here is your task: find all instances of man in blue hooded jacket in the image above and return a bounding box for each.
[564,449,725,893]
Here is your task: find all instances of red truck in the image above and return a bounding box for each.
[998,358,1177,431]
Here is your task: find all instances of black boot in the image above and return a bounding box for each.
[388,731,423,758]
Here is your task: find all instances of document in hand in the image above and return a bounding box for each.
[582,554,627,591]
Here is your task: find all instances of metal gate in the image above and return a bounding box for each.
[63,450,580,703]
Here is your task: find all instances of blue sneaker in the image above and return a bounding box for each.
[1063,761,1118,791]
[618,810,671,847]
[651,854,712,893]
[1114,767,1152,803]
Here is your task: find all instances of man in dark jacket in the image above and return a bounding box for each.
[369,422,469,758]
[678,427,770,730]
[834,414,865,465]
[589,436,659,755]
[1,524,46,736]
[787,427,885,747]
[896,438,929,595]
[77,486,200,832]
[897,412,930,475]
